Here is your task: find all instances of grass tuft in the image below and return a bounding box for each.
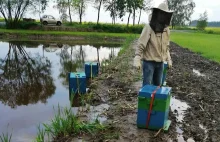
[35,105,108,141]
[0,131,12,142]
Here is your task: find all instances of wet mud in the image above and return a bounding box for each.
[167,42,220,142]
[66,41,220,142]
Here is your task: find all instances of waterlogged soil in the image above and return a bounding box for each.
[66,41,220,142]
[167,42,220,142]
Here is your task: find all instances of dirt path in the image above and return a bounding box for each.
[70,40,220,142]
[84,40,177,142]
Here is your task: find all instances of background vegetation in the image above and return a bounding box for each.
[171,31,220,62]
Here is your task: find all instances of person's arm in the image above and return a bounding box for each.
[135,24,151,57]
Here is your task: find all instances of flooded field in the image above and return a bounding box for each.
[0,41,121,141]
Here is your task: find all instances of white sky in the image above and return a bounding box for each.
[23,0,220,24]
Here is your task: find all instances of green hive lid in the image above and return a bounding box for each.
[70,72,86,78]
[139,85,171,99]
[85,62,98,65]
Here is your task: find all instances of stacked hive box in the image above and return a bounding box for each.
[137,85,172,130]
[85,62,99,78]
[69,72,86,95]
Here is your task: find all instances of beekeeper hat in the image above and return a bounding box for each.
[152,2,173,13]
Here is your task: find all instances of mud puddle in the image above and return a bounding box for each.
[170,97,195,142]
[170,97,190,123]
[73,103,109,124]
[87,104,109,123]
[193,69,205,77]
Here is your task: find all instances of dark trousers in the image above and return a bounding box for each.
[142,60,164,87]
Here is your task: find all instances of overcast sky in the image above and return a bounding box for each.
[25,0,220,24]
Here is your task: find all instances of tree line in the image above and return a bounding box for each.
[55,0,153,26]
[191,21,220,27]
[0,0,196,29]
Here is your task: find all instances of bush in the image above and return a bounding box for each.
[197,20,207,30]
[206,30,214,34]
[64,22,144,34]
[18,21,39,29]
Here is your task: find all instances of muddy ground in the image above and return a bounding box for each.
[67,40,220,142]
[167,42,220,142]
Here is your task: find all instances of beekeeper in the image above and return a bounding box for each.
[133,2,173,86]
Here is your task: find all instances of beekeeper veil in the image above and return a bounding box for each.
[149,2,173,33]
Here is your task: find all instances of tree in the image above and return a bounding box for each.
[94,0,107,24]
[125,0,152,26]
[0,0,46,29]
[137,0,152,25]
[55,0,73,23]
[72,0,89,24]
[131,0,140,25]
[32,0,48,20]
[197,11,208,30]
[168,0,196,29]
[105,0,117,24]
[126,0,132,26]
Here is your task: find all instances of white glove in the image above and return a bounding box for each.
[168,60,172,69]
[133,56,142,69]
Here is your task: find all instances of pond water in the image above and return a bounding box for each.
[0,41,121,142]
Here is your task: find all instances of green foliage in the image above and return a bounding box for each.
[17,21,39,29]
[34,125,46,142]
[0,18,4,22]
[197,11,208,30]
[118,35,137,56]
[72,0,89,24]
[35,105,107,141]
[168,0,196,28]
[197,20,208,30]
[0,0,47,29]
[0,28,138,41]
[65,22,144,33]
[171,31,220,62]
[0,130,12,142]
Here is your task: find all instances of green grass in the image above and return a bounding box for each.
[0,28,138,39]
[118,35,138,56]
[205,27,220,34]
[0,131,12,142]
[0,18,4,22]
[174,26,220,34]
[171,31,220,62]
[34,105,111,141]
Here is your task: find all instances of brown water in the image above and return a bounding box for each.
[0,41,121,142]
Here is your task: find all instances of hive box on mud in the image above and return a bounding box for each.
[69,72,86,95]
[85,62,99,78]
[162,62,168,86]
[137,85,172,130]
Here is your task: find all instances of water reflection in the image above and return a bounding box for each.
[0,41,121,141]
[58,45,86,87]
[0,42,56,108]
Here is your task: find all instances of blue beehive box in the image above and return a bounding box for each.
[85,62,99,78]
[69,72,86,95]
[162,62,168,86]
[137,110,169,130]
[137,85,172,130]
